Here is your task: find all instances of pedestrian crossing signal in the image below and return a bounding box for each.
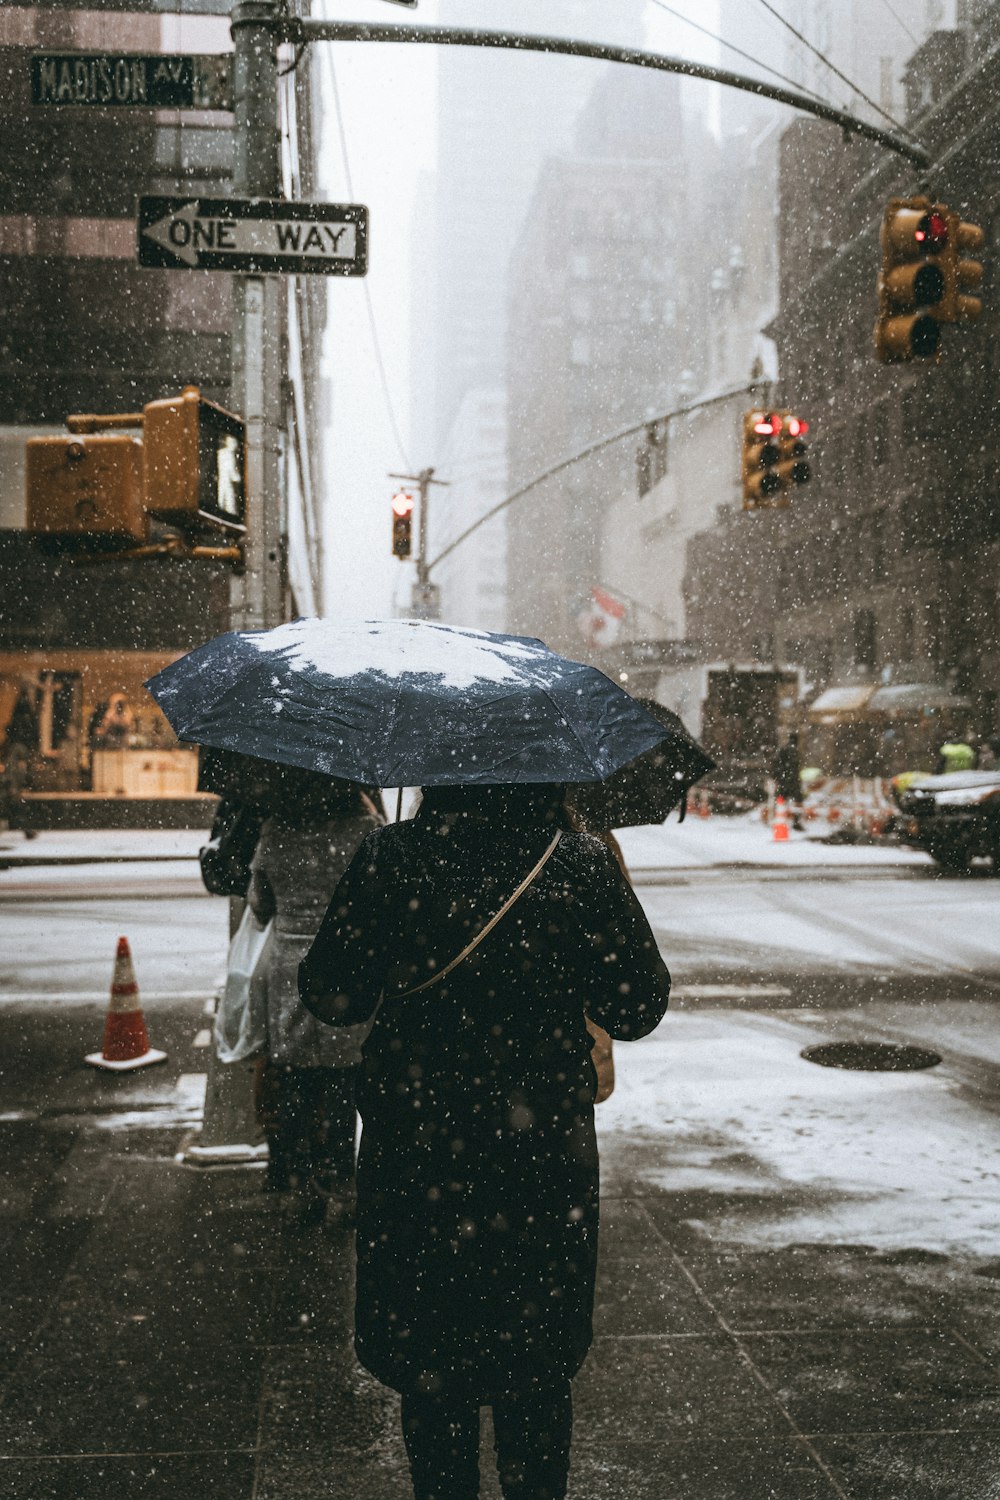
[25,386,246,545]
[142,387,245,529]
[26,432,148,542]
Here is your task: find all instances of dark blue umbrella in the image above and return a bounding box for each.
[146,618,672,787]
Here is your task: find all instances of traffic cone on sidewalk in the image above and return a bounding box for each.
[772,796,790,842]
[85,936,167,1072]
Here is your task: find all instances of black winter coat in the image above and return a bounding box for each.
[299,813,670,1399]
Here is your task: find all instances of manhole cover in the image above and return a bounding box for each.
[801,1041,942,1072]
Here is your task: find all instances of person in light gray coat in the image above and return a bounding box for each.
[248,767,382,1211]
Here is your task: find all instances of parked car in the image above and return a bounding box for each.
[896,770,1000,874]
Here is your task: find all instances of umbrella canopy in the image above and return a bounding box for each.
[146,618,674,787]
[570,700,715,830]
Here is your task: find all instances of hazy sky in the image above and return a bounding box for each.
[316,0,721,620]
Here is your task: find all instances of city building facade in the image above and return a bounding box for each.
[685,5,1000,758]
[0,2,327,822]
[430,386,508,635]
[505,65,698,660]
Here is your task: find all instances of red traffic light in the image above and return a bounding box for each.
[391,490,414,518]
[786,416,809,437]
[915,211,948,251]
[753,413,782,436]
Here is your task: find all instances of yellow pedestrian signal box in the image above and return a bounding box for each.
[143,386,245,529]
[875,197,984,362]
[391,490,414,558]
[26,433,147,542]
[741,410,810,511]
[25,386,245,544]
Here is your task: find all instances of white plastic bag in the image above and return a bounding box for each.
[214,908,273,1063]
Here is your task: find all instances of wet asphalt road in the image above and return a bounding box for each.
[3,853,998,1001]
[2,856,1000,1498]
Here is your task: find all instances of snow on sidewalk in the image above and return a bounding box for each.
[1,815,933,870]
[0,827,205,863]
[616,815,931,871]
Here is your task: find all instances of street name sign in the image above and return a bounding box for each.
[137,197,369,276]
[31,54,232,111]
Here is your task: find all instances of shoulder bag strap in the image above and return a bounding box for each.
[395,830,562,998]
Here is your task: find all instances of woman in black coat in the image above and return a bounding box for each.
[299,785,670,1500]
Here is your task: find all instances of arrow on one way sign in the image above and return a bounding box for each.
[137,196,368,275]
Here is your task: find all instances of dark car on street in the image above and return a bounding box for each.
[897,770,1000,874]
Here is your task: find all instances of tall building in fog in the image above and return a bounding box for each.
[431,386,508,634]
[505,65,698,658]
[684,1,1000,749]
[411,3,648,457]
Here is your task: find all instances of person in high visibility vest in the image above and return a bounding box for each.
[935,740,978,775]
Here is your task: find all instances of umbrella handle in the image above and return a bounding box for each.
[395,787,403,823]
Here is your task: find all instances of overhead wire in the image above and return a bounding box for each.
[322,45,413,471]
[879,0,919,49]
[752,0,920,140]
[645,0,834,108]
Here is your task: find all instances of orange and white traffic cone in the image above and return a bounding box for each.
[772,796,790,842]
[85,936,167,1072]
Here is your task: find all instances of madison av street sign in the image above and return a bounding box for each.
[138,198,369,276]
[31,54,232,110]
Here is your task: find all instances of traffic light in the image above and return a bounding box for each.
[26,433,147,543]
[741,410,810,510]
[875,197,985,362]
[939,209,984,325]
[875,198,947,362]
[777,413,811,491]
[26,386,245,544]
[391,490,414,558]
[142,386,245,529]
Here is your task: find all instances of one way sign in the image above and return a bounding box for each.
[138,197,368,276]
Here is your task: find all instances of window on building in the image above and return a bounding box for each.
[870,511,885,579]
[872,412,888,465]
[853,608,877,669]
[568,289,590,321]
[925,600,942,666]
[899,605,915,660]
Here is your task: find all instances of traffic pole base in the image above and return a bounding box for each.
[84,1048,168,1071]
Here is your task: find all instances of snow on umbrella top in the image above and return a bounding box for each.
[146,617,671,788]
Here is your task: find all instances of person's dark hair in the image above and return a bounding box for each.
[418,783,572,831]
[269,764,366,823]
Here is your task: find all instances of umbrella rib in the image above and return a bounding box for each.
[533,682,609,775]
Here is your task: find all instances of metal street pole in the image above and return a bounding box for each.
[389,466,449,619]
[230,0,284,632]
[186,0,284,1165]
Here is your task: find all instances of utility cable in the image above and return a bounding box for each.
[753,0,920,140]
[879,0,919,49]
[646,0,833,108]
[428,381,766,574]
[323,46,413,471]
